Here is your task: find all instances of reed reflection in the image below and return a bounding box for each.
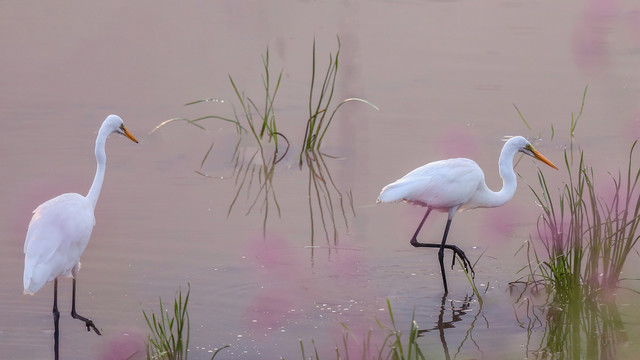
[193,136,354,248]
[151,39,369,247]
[512,284,627,360]
[304,150,355,252]
[196,135,286,235]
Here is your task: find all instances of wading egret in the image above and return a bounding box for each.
[23,115,138,359]
[377,136,557,294]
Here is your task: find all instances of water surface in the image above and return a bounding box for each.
[1,0,640,359]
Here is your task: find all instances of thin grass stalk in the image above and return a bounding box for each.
[570,85,588,137]
[247,47,282,147]
[300,37,341,163]
[304,38,317,146]
[229,76,264,152]
[260,48,272,138]
[310,48,339,147]
[316,98,378,147]
[307,44,339,148]
[513,103,531,130]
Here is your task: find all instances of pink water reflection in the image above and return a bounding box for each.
[481,205,523,243]
[244,234,305,331]
[572,0,640,75]
[99,330,145,360]
[572,0,617,73]
[242,232,387,353]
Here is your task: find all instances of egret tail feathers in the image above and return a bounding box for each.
[377,182,409,203]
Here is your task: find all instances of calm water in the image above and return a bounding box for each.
[2,1,640,359]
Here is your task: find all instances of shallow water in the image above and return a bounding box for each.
[2,0,640,359]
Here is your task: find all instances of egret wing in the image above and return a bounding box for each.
[23,193,95,294]
[378,158,484,210]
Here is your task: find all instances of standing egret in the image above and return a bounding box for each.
[377,136,557,294]
[23,115,138,359]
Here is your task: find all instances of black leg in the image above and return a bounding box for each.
[53,278,59,360]
[409,213,476,294]
[70,278,101,335]
[410,208,432,244]
[438,219,453,294]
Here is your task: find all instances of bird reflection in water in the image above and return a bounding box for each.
[420,294,486,360]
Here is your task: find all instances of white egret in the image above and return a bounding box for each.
[377,136,557,294]
[23,115,138,359]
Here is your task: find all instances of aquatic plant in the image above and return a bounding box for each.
[570,85,588,138]
[143,285,228,360]
[519,141,640,303]
[509,85,638,358]
[380,300,426,360]
[513,283,627,359]
[150,47,287,162]
[149,98,244,135]
[299,37,378,165]
[511,84,639,302]
[511,146,636,358]
[226,47,287,159]
[151,38,377,164]
[151,39,372,240]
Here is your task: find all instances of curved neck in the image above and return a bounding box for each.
[86,131,108,209]
[495,146,519,205]
[476,144,519,208]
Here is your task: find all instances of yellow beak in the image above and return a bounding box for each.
[122,125,139,143]
[530,146,558,170]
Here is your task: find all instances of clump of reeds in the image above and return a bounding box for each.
[152,38,375,166]
[379,300,425,360]
[519,140,640,302]
[150,39,373,239]
[143,285,228,360]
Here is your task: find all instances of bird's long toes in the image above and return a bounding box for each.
[461,256,474,276]
[89,323,101,335]
[83,320,101,335]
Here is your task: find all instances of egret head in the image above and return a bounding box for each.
[102,115,138,143]
[508,136,558,170]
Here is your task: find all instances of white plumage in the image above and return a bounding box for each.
[24,193,94,294]
[22,114,138,358]
[377,136,557,294]
[377,158,482,211]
